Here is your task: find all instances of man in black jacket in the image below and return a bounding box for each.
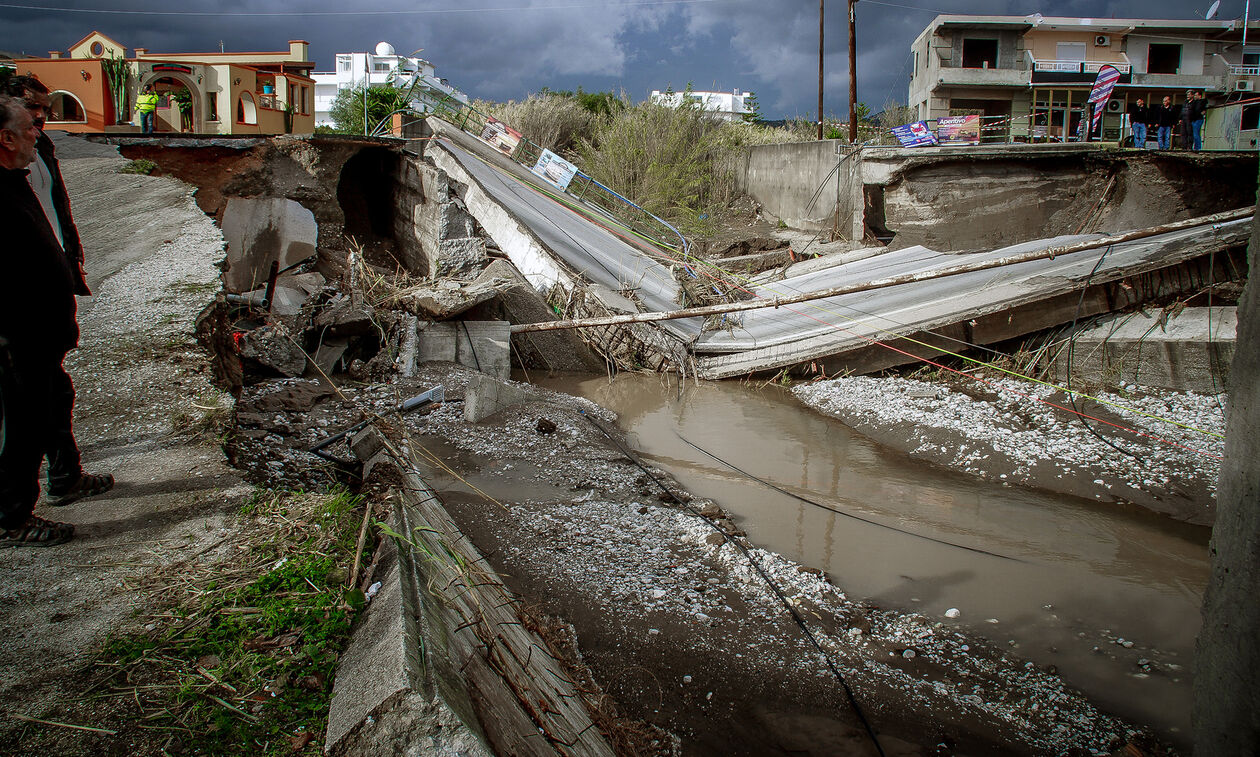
[1190,90,1208,151]
[1127,97,1149,147]
[1156,95,1177,149]
[0,92,111,547]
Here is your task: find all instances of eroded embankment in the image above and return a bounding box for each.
[870,150,1257,251]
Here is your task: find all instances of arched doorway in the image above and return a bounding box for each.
[141,73,199,133]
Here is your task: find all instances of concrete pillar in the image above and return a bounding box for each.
[1194,170,1260,751]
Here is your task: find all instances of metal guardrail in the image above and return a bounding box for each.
[1033,59,1131,74]
[411,90,690,257]
[1230,64,1260,76]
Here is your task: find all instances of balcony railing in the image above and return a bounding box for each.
[1033,59,1132,74]
[1230,64,1260,76]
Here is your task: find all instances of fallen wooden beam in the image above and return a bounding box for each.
[509,207,1253,334]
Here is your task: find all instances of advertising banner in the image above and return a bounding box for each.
[531,149,579,192]
[479,117,522,155]
[1078,64,1122,139]
[890,121,937,148]
[936,114,981,145]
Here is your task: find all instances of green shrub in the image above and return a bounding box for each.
[119,158,157,175]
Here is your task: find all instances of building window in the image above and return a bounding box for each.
[300,85,309,114]
[1242,104,1260,132]
[1148,44,1182,74]
[237,92,257,124]
[90,41,104,56]
[206,92,218,121]
[373,62,390,72]
[961,38,998,68]
[1243,48,1260,66]
[1056,42,1086,61]
[47,91,87,123]
[337,56,351,72]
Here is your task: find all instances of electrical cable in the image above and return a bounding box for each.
[674,432,1019,561]
[1064,245,1143,459]
[458,320,483,373]
[580,412,887,757]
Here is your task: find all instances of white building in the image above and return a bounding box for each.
[312,41,468,128]
[650,87,752,121]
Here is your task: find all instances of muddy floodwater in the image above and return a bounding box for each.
[532,371,1209,749]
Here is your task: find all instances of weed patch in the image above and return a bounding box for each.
[119,158,157,175]
[84,488,375,755]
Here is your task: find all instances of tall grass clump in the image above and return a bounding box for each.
[576,102,744,236]
[474,92,599,156]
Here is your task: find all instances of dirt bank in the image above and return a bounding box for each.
[793,373,1223,526]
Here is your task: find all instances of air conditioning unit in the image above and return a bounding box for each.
[1094,35,1111,47]
[1106,99,1124,113]
[1237,80,1255,92]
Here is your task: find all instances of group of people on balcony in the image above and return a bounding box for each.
[1127,90,1207,150]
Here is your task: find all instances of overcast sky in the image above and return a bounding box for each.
[0,0,1245,118]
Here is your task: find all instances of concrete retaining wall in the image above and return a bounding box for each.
[736,142,1258,251]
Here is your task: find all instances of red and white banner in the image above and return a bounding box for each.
[1080,64,1122,138]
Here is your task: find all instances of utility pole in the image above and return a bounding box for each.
[363,53,369,136]
[848,0,858,143]
[818,0,825,140]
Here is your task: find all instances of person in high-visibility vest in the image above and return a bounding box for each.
[135,85,159,134]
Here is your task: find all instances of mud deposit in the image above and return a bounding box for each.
[535,372,1208,751]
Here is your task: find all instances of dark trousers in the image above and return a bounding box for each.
[0,344,81,529]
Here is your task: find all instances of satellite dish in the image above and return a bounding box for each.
[1206,0,1220,19]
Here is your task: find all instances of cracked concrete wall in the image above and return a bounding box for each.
[1194,168,1260,753]
[394,156,489,278]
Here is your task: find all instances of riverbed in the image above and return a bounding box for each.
[533,371,1208,749]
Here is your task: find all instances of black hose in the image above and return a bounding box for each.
[581,412,887,757]
[675,432,1019,562]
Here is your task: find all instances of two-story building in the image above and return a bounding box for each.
[12,31,316,135]
[908,15,1260,141]
[311,42,467,130]
[650,87,753,121]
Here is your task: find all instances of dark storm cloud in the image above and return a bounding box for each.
[0,0,1245,117]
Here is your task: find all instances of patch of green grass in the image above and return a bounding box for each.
[119,158,158,175]
[96,488,373,755]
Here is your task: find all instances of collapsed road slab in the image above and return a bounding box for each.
[693,217,1250,379]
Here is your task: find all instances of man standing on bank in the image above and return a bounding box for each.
[1157,95,1177,150]
[0,92,113,547]
[136,85,158,134]
[1190,90,1207,151]
[1127,97,1149,148]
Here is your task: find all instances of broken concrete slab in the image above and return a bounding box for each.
[312,295,377,336]
[1052,306,1236,393]
[220,197,318,293]
[398,276,504,320]
[310,336,352,376]
[476,259,604,372]
[416,321,511,379]
[324,534,489,757]
[237,324,307,377]
[463,374,532,423]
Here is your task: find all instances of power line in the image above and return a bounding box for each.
[0,0,724,17]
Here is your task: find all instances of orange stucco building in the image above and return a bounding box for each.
[13,32,316,135]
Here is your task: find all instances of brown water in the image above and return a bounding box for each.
[531,371,1209,749]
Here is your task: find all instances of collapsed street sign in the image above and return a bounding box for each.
[531,149,579,191]
[937,115,981,146]
[891,121,938,147]
[479,118,523,155]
